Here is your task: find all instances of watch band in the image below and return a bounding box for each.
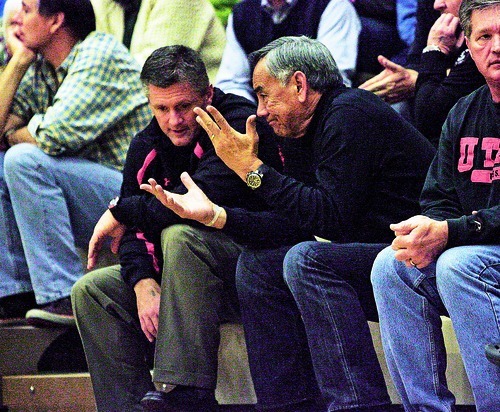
[422,45,442,54]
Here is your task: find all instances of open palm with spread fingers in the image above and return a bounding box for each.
[194,105,263,179]
[140,173,215,225]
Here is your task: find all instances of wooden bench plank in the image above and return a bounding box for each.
[2,373,96,412]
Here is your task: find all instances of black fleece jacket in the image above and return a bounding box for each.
[414,44,485,147]
[223,86,436,244]
[110,88,288,287]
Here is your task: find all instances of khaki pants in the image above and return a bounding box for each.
[72,224,243,412]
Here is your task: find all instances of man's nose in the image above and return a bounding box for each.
[169,111,184,125]
[12,10,23,25]
[492,34,500,53]
[433,0,445,12]
[256,101,268,118]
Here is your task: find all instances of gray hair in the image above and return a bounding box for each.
[141,45,210,97]
[248,36,343,93]
[460,0,500,37]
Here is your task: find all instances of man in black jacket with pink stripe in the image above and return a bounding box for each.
[71,45,287,412]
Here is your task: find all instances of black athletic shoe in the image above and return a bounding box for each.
[26,297,75,327]
[140,387,218,412]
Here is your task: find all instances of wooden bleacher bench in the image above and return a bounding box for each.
[0,247,476,410]
[0,319,475,411]
[0,325,94,411]
[0,322,257,411]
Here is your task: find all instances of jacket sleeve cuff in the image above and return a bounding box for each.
[120,262,157,288]
[446,215,484,248]
[110,197,139,227]
[123,271,153,289]
[418,50,451,74]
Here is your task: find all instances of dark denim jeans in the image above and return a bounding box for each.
[236,241,391,411]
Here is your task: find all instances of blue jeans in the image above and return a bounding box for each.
[236,241,391,411]
[0,144,122,304]
[371,245,500,412]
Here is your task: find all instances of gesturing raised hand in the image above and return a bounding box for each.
[194,105,263,180]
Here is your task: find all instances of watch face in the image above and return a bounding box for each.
[246,172,262,189]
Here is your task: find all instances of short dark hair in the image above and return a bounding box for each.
[460,0,500,37]
[141,45,210,97]
[38,0,96,40]
[249,36,343,93]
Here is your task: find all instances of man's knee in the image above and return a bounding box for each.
[161,224,201,252]
[71,265,121,311]
[4,144,45,175]
[160,225,215,274]
[71,272,94,318]
[436,246,499,293]
[436,246,494,286]
[370,246,397,292]
[282,241,317,288]
[72,270,98,306]
[435,248,462,287]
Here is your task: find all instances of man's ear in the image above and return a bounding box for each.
[292,71,308,103]
[204,84,215,106]
[465,37,476,64]
[49,12,65,34]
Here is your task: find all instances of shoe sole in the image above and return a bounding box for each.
[25,308,76,327]
[140,395,219,412]
[140,399,217,412]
